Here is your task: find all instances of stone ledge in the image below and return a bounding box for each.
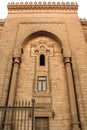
[7,2,78,11]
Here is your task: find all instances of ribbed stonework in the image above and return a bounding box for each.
[7,2,78,11]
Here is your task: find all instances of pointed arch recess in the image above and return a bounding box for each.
[22,30,63,49]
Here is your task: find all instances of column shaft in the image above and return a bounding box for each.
[64,57,81,130]
[7,57,21,106]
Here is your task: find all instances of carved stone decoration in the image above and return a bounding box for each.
[40,46,45,49]
[46,50,50,54]
[34,50,39,54]
[7,2,78,11]
[31,44,53,56]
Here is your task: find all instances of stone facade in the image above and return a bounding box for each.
[0,2,87,130]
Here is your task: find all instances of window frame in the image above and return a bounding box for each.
[37,76,47,91]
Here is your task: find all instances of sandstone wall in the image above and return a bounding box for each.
[0,2,87,130]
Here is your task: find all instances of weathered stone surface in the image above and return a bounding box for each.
[0,2,87,130]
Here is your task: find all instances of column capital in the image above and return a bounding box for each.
[13,57,21,65]
[63,57,72,65]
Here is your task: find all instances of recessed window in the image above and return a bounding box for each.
[38,76,46,91]
[40,54,45,66]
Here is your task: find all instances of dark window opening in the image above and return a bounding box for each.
[40,54,45,66]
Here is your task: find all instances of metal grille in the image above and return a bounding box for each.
[0,100,35,130]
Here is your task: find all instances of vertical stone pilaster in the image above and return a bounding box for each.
[7,57,21,106]
[0,54,12,106]
[64,57,81,130]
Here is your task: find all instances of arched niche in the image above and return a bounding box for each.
[15,29,71,130]
[22,30,63,52]
[16,30,66,101]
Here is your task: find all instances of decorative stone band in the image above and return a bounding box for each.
[7,2,78,11]
[63,57,72,65]
[71,122,80,125]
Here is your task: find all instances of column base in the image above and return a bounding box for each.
[72,125,81,130]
